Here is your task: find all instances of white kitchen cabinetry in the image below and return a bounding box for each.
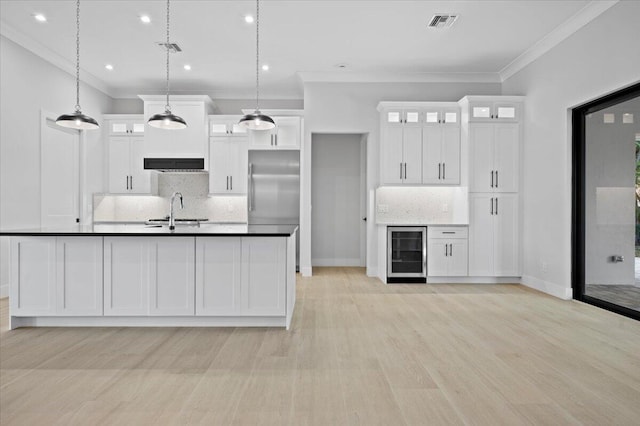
[108,136,150,193]
[422,125,460,185]
[469,193,519,276]
[209,115,248,137]
[107,118,145,136]
[141,95,213,164]
[209,136,248,194]
[56,237,103,316]
[427,227,468,277]
[469,123,519,193]
[249,116,301,149]
[423,106,459,126]
[104,237,195,316]
[383,108,421,127]
[380,124,422,184]
[195,238,242,315]
[241,237,287,316]
[10,237,103,316]
[467,101,520,122]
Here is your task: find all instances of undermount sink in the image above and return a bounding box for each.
[145,218,209,227]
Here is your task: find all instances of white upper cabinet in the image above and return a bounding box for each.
[462,97,521,123]
[380,124,422,184]
[469,123,519,193]
[384,108,422,127]
[422,123,460,185]
[423,106,459,126]
[209,115,248,137]
[107,118,145,136]
[107,136,150,194]
[248,116,301,149]
[209,136,248,194]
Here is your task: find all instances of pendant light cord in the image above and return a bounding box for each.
[165,0,171,112]
[75,0,81,113]
[255,0,260,113]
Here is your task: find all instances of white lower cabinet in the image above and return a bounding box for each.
[195,237,242,315]
[427,227,468,277]
[195,237,287,316]
[241,237,287,316]
[10,237,103,316]
[104,237,195,316]
[469,193,519,276]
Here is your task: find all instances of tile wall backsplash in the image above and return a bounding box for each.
[93,172,247,223]
[375,186,469,225]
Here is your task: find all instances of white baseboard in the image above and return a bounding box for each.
[300,266,312,277]
[427,277,521,284]
[312,258,362,267]
[366,267,377,278]
[0,284,8,299]
[521,274,572,300]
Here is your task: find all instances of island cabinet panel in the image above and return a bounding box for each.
[10,237,57,316]
[56,237,103,316]
[149,237,195,316]
[195,237,242,316]
[104,238,150,316]
[241,237,287,316]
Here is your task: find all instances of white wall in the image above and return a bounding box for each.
[108,98,304,115]
[501,0,640,298]
[302,81,501,276]
[311,133,363,266]
[0,35,113,297]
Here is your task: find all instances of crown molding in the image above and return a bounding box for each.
[0,20,114,98]
[297,71,501,84]
[499,0,619,82]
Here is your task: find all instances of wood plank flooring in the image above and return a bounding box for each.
[1,267,640,425]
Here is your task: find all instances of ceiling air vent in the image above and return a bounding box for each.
[428,14,458,29]
[156,42,182,53]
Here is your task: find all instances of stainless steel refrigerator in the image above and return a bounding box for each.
[248,150,300,268]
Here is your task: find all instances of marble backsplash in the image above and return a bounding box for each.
[93,172,247,223]
[375,186,469,225]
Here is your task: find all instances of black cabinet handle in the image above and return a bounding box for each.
[495,170,499,188]
[491,171,494,188]
[230,176,233,190]
[130,176,132,190]
[449,243,453,256]
[490,197,494,215]
[438,163,441,179]
[443,163,446,180]
[226,176,229,190]
[404,163,407,180]
[495,197,499,215]
[400,163,403,180]
[445,244,448,257]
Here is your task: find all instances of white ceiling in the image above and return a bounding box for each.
[0,0,595,99]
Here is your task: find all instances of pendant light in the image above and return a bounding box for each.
[55,0,99,130]
[147,0,187,130]
[239,0,275,130]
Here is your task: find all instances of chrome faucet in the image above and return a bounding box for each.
[169,192,184,230]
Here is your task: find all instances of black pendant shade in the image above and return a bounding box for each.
[239,111,275,130]
[55,111,99,130]
[148,110,187,130]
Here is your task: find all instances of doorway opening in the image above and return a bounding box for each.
[573,82,640,320]
[311,133,367,267]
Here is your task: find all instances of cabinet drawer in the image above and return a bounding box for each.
[428,227,468,239]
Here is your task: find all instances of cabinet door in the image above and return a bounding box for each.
[493,194,519,276]
[241,237,286,316]
[273,117,300,149]
[104,238,149,315]
[209,137,231,193]
[468,194,494,276]
[195,238,242,315]
[129,137,150,194]
[469,124,495,192]
[402,126,422,184]
[249,128,274,147]
[493,124,519,193]
[228,137,248,193]
[448,240,468,276]
[10,237,57,316]
[384,109,404,126]
[427,240,448,276]
[56,237,103,316]
[381,126,404,184]
[493,103,519,122]
[441,126,460,185]
[422,126,443,184]
[108,137,131,193]
[149,237,195,316]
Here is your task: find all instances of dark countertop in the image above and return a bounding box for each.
[0,224,298,237]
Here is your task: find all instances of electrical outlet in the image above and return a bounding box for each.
[377,204,389,213]
[541,261,548,274]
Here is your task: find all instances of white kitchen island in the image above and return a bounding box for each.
[1,224,297,330]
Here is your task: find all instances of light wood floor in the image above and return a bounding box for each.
[1,268,640,425]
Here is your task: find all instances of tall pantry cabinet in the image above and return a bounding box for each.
[460,96,523,277]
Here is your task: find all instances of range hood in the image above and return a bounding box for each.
[144,158,205,172]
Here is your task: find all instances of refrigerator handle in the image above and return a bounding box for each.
[248,163,253,211]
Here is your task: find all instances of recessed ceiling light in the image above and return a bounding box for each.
[244,15,254,24]
[184,64,192,71]
[261,64,269,71]
[140,15,151,24]
[105,64,114,71]
[34,13,47,22]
